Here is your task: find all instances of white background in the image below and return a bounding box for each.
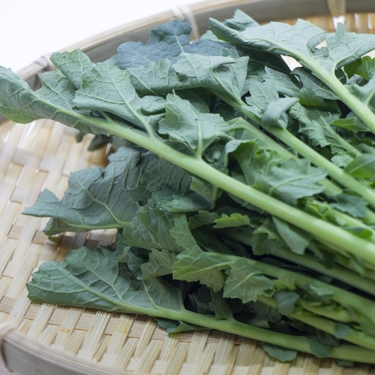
[0,0,201,72]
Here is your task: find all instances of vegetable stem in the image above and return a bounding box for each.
[257,295,375,351]
[156,305,375,363]
[302,59,375,134]
[238,103,375,210]
[72,113,375,269]
[226,229,375,296]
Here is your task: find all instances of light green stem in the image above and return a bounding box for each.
[257,295,375,352]
[227,229,375,296]
[156,305,375,363]
[207,252,375,325]
[70,114,375,269]
[236,103,375,210]
[302,58,375,134]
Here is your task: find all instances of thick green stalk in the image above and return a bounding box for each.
[227,229,375,296]
[231,117,342,196]
[154,304,375,363]
[300,58,375,135]
[232,117,375,226]
[209,18,375,135]
[235,102,375,210]
[322,120,362,158]
[66,114,375,269]
[257,295,375,351]
[204,252,375,325]
[300,304,359,324]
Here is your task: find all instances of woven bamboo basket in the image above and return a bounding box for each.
[1,0,375,374]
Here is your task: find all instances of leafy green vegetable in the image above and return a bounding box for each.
[2,10,375,365]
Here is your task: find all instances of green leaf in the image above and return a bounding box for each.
[156,318,206,333]
[74,63,164,130]
[332,113,369,132]
[122,191,185,254]
[292,68,337,101]
[210,19,375,74]
[170,214,234,290]
[245,79,279,118]
[173,249,229,292]
[24,148,153,234]
[322,24,375,70]
[250,218,285,256]
[254,159,327,205]
[158,94,230,155]
[273,217,311,255]
[141,248,178,279]
[262,97,298,129]
[0,67,81,126]
[274,291,299,315]
[307,284,334,297]
[223,259,274,303]
[336,360,354,368]
[127,59,181,95]
[261,67,300,97]
[189,286,233,320]
[330,192,367,218]
[188,211,220,230]
[232,141,282,186]
[289,103,346,154]
[51,50,94,89]
[262,343,297,362]
[114,20,234,68]
[208,291,234,320]
[214,213,251,228]
[162,192,210,213]
[174,53,249,99]
[306,335,331,358]
[344,154,375,178]
[345,56,375,81]
[333,323,350,339]
[27,246,184,314]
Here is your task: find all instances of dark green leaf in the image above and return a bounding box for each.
[114,20,234,68]
[306,335,331,358]
[254,159,327,205]
[159,94,230,155]
[333,323,350,339]
[262,343,297,362]
[24,148,153,234]
[51,50,94,89]
[273,217,311,255]
[156,318,206,333]
[344,154,375,178]
[214,213,251,228]
[141,249,178,279]
[274,291,299,315]
[223,259,274,303]
[331,193,367,218]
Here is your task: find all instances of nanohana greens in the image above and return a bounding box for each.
[2,9,375,365]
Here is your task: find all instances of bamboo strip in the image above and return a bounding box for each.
[163,342,189,375]
[133,317,157,358]
[159,333,180,361]
[192,342,216,375]
[113,337,138,370]
[214,332,236,365]
[186,330,210,363]
[26,304,55,340]
[52,308,83,349]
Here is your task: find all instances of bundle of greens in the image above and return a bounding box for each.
[2,10,375,365]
